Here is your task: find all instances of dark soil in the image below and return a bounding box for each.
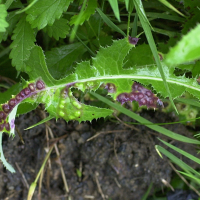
[0,110,199,200]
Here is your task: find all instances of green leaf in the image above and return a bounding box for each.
[0,11,21,42]
[17,102,38,116]
[43,18,70,40]
[124,44,155,67]
[107,0,120,21]
[46,42,87,79]
[0,3,9,32]
[0,83,23,104]
[164,24,200,66]
[9,15,36,72]
[69,0,97,26]
[25,46,57,86]
[26,0,72,30]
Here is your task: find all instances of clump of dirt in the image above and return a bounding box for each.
[0,110,199,200]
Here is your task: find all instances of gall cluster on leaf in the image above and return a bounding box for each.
[116,82,163,109]
[0,80,45,132]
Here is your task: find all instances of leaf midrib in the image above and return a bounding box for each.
[53,75,200,92]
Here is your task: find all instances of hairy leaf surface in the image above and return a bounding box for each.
[9,15,36,72]
[43,18,70,40]
[0,3,9,32]
[26,0,72,29]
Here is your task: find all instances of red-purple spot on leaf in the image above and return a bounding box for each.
[0,123,4,131]
[138,93,144,99]
[2,104,10,113]
[24,88,31,95]
[10,119,15,129]
[146,99,154,107]
[117,93,129,105]
[28,83,36,92]
[105,83,116,93]
[5,123,10,131]
[20,89,26,98]
[139,98,146,105]
[0,111,6,120]
[157,99,164,107]
[129,92,137,101]
[16,94,22,101]
[9,99,16,107]
[145,91,152,97]
[128,36,140,45]
[36,80,45,90]
[132,82,144,92]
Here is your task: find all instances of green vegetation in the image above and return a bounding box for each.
[0,0,200,199]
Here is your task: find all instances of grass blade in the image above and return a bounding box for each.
[96,8,126,37]
[158,138,200,165]
[158,0,185,17]
[156,145,200,183]
[108,0,120,21]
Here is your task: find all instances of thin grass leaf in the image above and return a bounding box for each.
[158,0,185,17]
[177,171,200,185]
[158,138,200,165]
[108,0,120,21]
[131,13,138,37]
[90,92,200,144]
[125,0,129,11]
[5,0,14,9]
[141,182,153,200]
[133,0,178,113]
[69,0,87,42]
[24,116,54,130]
[156,146,200,179]
[96,8,126,37]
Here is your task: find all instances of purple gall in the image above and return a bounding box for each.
[128,36,140,45]
[105,83,116,93]
[16,94,22,101]
[2,104,10,113]
[36,80,45,90]
[28,83,36,92]
[129,92,137,102]
[5,123,10,131]
[0,111,6,120]
[0,123,4,131]
[20,89,26,98]
[10,119,15,129]
[117,93,129,105]
[9,99,16,107]
[145,91,152,97]
[24,88,31,95]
